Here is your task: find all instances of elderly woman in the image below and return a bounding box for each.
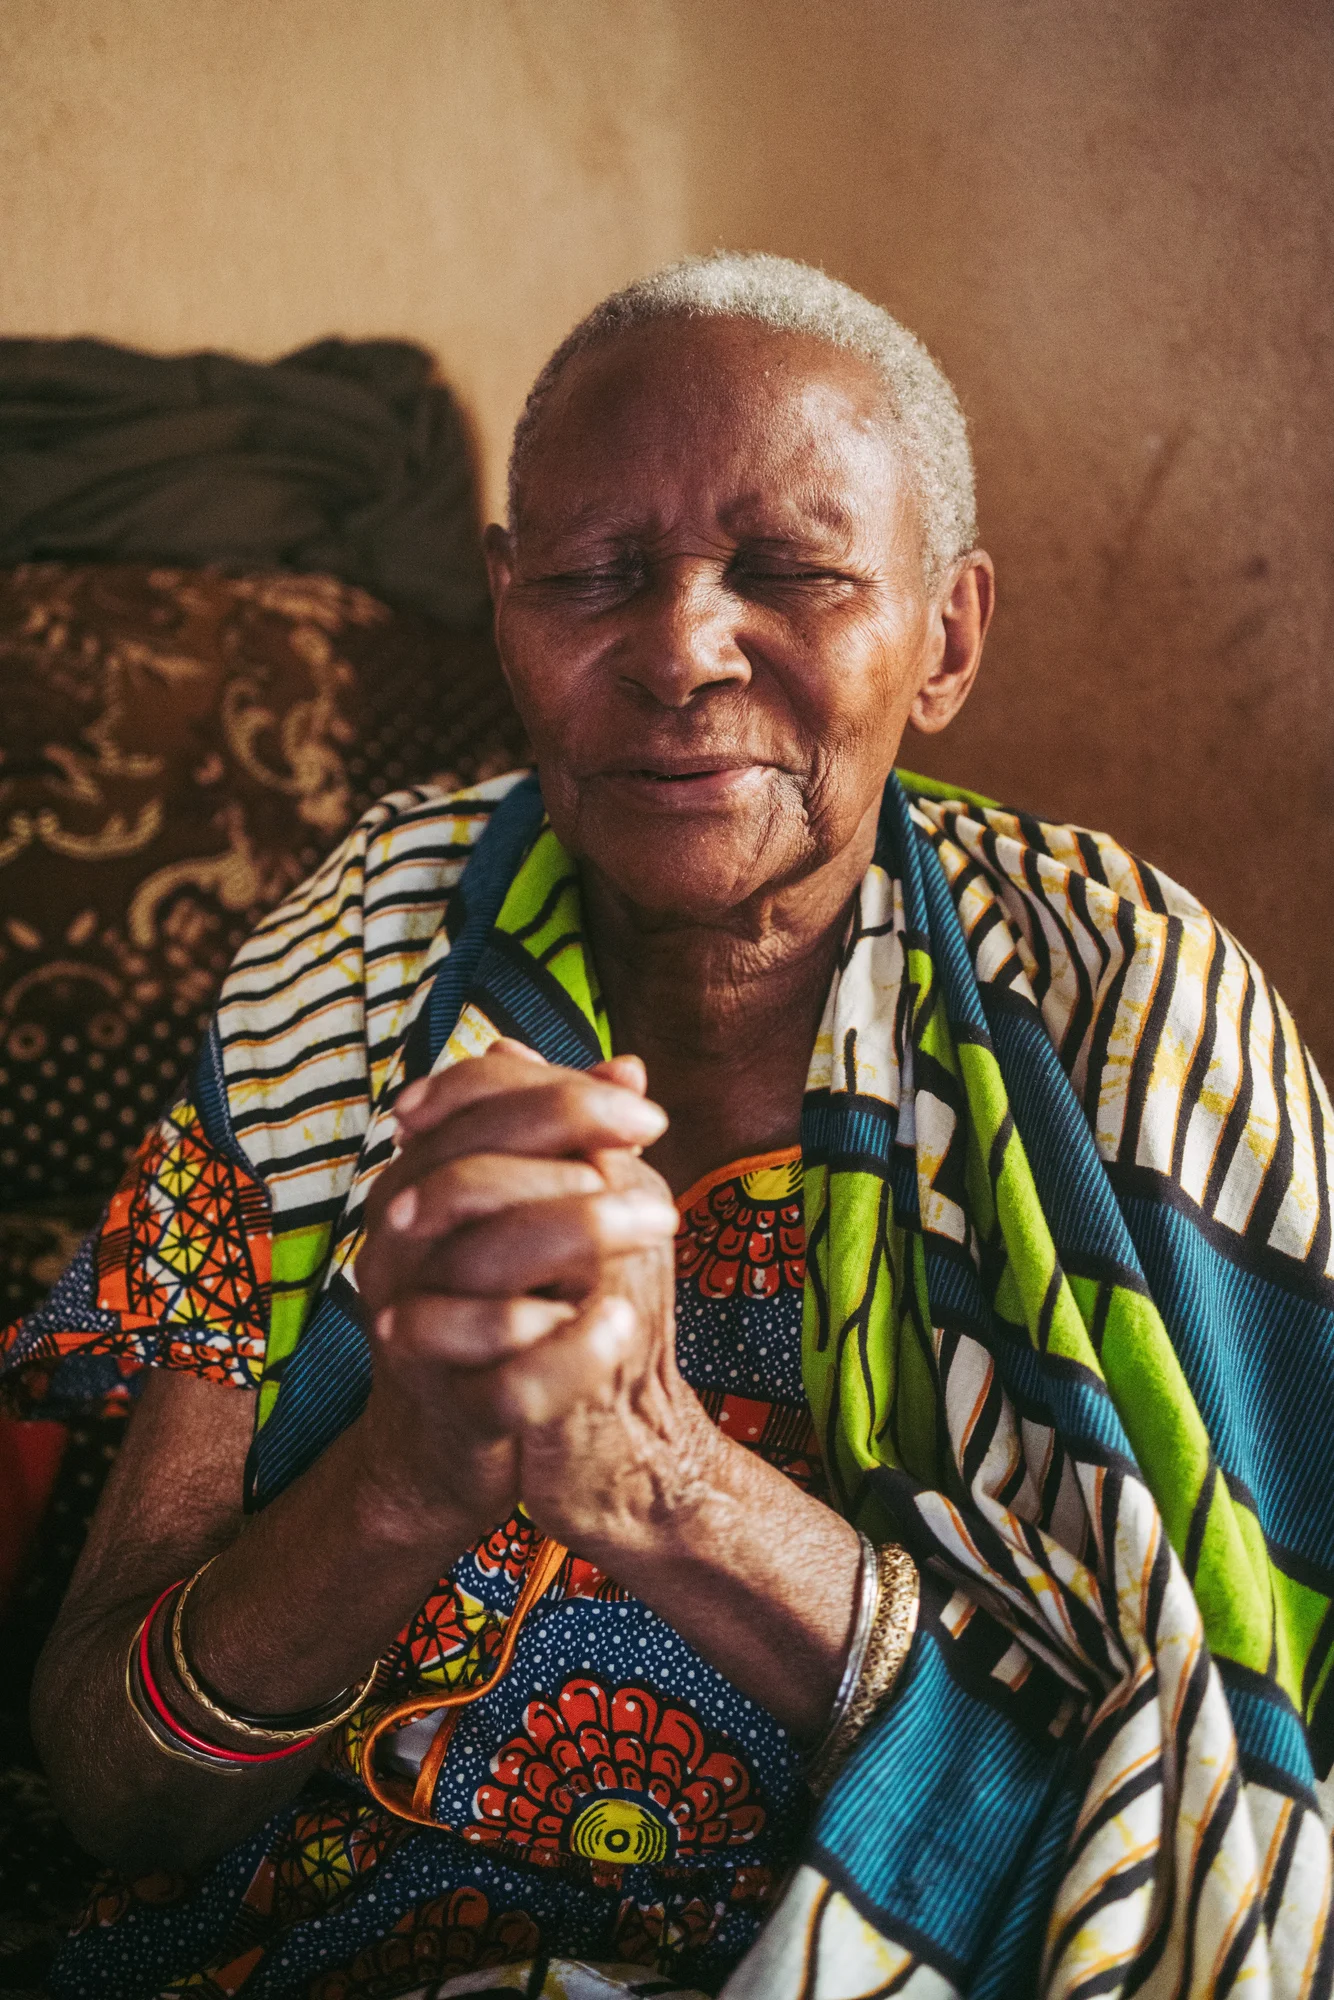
[7,254,1334,2000]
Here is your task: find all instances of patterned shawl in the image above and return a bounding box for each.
[124,766,1334,1996]
[436,768,1328,2000]
[727,773,1334,2000]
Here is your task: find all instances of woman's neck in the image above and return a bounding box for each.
[582,827,875,1197]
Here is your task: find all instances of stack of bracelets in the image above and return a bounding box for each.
[127,1543,915,1788]
[805,1533,920,1796]
[126,1557,379,1771]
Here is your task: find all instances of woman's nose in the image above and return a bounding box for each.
[618,561,750,707]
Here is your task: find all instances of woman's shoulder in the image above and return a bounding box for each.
[207,770,538,1183]
[895,769,1244,1085]
[221,770,535,1008]
[896,768,1202,932]
[895,772,1332,1254]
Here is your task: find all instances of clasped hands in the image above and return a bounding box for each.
[355,1041,719,1563]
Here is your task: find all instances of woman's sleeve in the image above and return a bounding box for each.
[0,1085,273,1417]
[0,778,513,1419]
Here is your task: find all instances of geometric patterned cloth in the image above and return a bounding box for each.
[1,1100,269,1417]
[31,1146,822,1996]
[7,767,1334,1998]
[96,1100,271,1380]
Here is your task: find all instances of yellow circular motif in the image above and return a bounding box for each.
[739,1158,803,1201]
[569,1796,669,1866]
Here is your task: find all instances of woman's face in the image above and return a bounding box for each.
[487,316,978,922]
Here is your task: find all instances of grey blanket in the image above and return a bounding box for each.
[0,336,488,625]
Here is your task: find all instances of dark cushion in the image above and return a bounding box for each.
[0,336,490,628]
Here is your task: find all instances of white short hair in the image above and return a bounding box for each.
[508,250,977,588]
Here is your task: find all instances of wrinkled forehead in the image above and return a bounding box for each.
[510,316,919,554]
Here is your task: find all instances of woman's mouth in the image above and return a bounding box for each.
[597,764,771,809]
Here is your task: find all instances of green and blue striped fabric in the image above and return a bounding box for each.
[209,768,1334,1995]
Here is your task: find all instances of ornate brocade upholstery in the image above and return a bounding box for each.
[0,562,525,1321]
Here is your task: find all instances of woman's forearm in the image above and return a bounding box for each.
[560,1406,864,1742]
[33,1391,492,1874]
[34,1592,329,1877]
[180,1414,491,1718]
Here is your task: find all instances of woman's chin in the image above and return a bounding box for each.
[586,823,798,920]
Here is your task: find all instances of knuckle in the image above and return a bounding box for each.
[391,1299,436,1351]
[552,1076,592,1122]
[582,1195,626,1250]
[496,1299,541,1350]
[406,1073,457,1121]
[422,1157,477,1227]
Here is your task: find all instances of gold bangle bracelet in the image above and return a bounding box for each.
[170,1557,379,1746]
[808,1540,919,1797]
[124,1612,243,1774]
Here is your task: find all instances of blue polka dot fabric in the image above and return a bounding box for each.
[51,1154,828,1999]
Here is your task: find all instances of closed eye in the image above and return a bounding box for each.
[526,559,646,602]
[745,568,849,581]
[729,559,861,592]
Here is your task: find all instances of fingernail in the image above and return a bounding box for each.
[606,1194,679,1236]
[623,1098,669,1138]
[387,1188,418,1231]
[396,1080,428,1119]
[376,1308,395,1342]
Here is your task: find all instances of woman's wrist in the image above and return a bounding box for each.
[173,1415,499,1730]
[563,1400,865,1739]
[558,1375,736,1572]
[142,1582,332,1764]
[342,1398,511,1554]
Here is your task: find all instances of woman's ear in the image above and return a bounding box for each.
[910,552,995,735]
[483,522,514,608]
[483,522,516,676]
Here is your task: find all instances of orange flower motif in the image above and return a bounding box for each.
[676,1164,805,1303]
[474,1511,536,1582]
[308,1884,538,2000]
[467,1677,765,1875]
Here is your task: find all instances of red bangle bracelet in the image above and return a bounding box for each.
[136,1583,319,1766]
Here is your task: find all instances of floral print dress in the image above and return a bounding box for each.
[50,1151,821,2000]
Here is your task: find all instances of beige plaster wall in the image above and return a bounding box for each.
[0,0,694,511]
[2,0,1331,1069]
